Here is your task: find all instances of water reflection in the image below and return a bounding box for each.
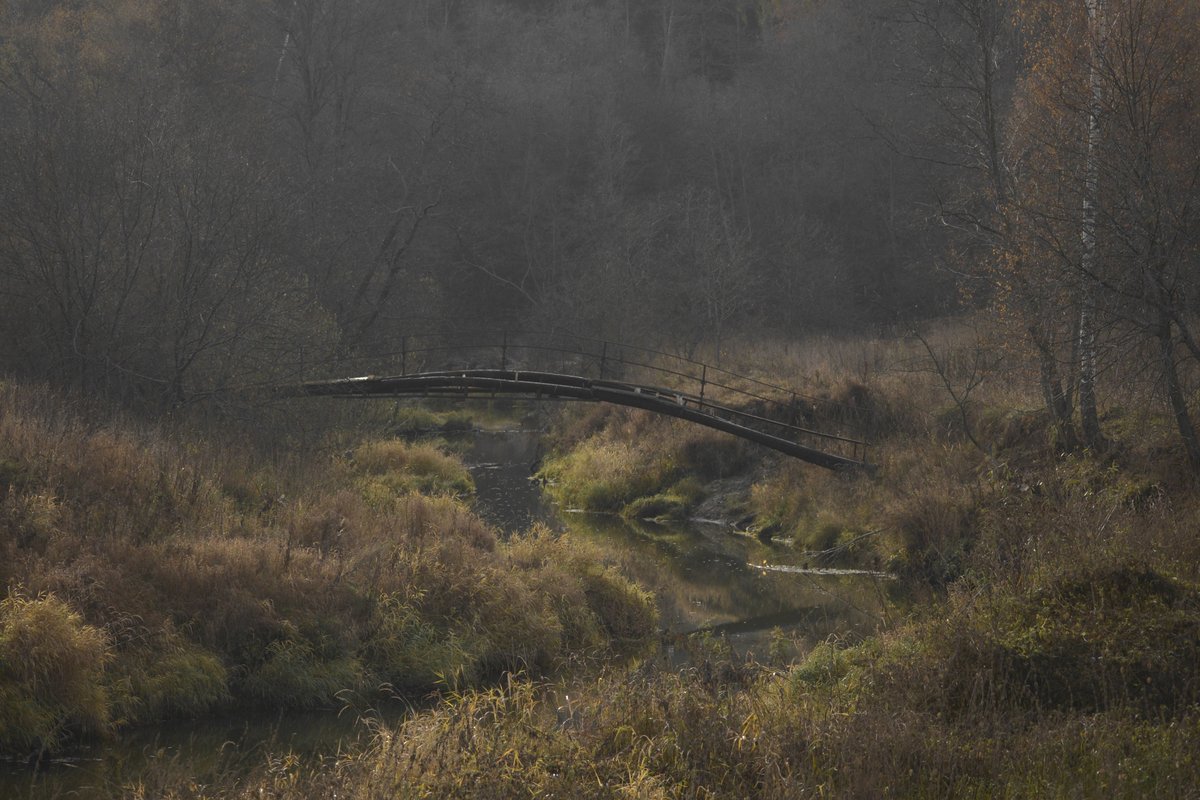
[463,429,887,657]
[561,513,884,655]
[0,705,388,800]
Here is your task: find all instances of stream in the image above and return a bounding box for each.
[3,427,888,798]
[469,429,887,656]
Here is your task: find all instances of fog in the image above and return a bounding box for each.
[2,0,1198,455]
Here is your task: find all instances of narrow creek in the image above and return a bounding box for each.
[3,428,888,798]
[468,429,888,657]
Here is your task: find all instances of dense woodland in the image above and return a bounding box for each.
[3,0,1196,457]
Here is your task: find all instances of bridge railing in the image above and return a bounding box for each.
[312,330,873,463]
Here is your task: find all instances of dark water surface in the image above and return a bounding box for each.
[467,429,887,657]
[4,428,886,797]
[0,704,393,799]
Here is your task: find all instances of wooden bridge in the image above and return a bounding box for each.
[277,332,873,472]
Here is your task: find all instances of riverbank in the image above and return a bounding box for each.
[0,382,656,762]
[7,327,1200,797]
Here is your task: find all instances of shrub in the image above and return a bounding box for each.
[109,631,230,724]
[360,595,470,691]
[240,638,364,709]
[503,529,658,660]
[621,493,688,522]
[884,486,976,587]
[0,592,111,752]
[538,439,674,512]
[820,566,1200,722]
[964,567,1200,715]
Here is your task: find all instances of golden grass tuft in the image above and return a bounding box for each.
[0,591,111,751]
[351,439,475,501]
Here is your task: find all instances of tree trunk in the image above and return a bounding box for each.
[1158,311,1200,467]
[1033,326,1078,449]
[1078,0,1106,449]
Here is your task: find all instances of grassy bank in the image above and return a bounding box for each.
[12,325,1200,797]
[536,405,753,521]
[537,327,1200,587]
[220,326,1200,799]
[117,565,1200,797]
[0,383,656,756]
[135,574,1200,797]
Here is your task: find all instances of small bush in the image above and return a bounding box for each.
[504,529,658,659]
[538,439,675,512]
[0,592,111,752]
[885,487,976,587]
[799,520,843,552]
[577,565,658,645]
[110,630,230,724]
[0,457,31,495]
[621,493,687,522]
[240,638,364,709]
[749,466,811,530]
[968,567,1200,715]
[823,566,1200,723]
[360,595,470,691]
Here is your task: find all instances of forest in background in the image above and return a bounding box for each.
[2,0,1200,453]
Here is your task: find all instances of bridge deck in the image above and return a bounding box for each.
[285,368,872,472]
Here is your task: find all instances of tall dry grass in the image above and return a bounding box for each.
[42,322,1200,797]
[122,585,1200,799]
[0,380,656,756]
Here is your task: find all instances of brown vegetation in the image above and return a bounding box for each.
[8,322,1200,796]
[0,382,656,756]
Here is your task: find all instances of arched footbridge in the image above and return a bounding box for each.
[276,332,874,472]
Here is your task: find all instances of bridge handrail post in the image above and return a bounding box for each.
[501,331,508,372]
[600,341,607,380]
[700,364,707,403]
[401,336,407,376]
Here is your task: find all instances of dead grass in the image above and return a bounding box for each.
[10,321,1200,792]
[0,380,656,756]
[123,600,1200,799]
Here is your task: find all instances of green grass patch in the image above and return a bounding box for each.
[109,630,230,724]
